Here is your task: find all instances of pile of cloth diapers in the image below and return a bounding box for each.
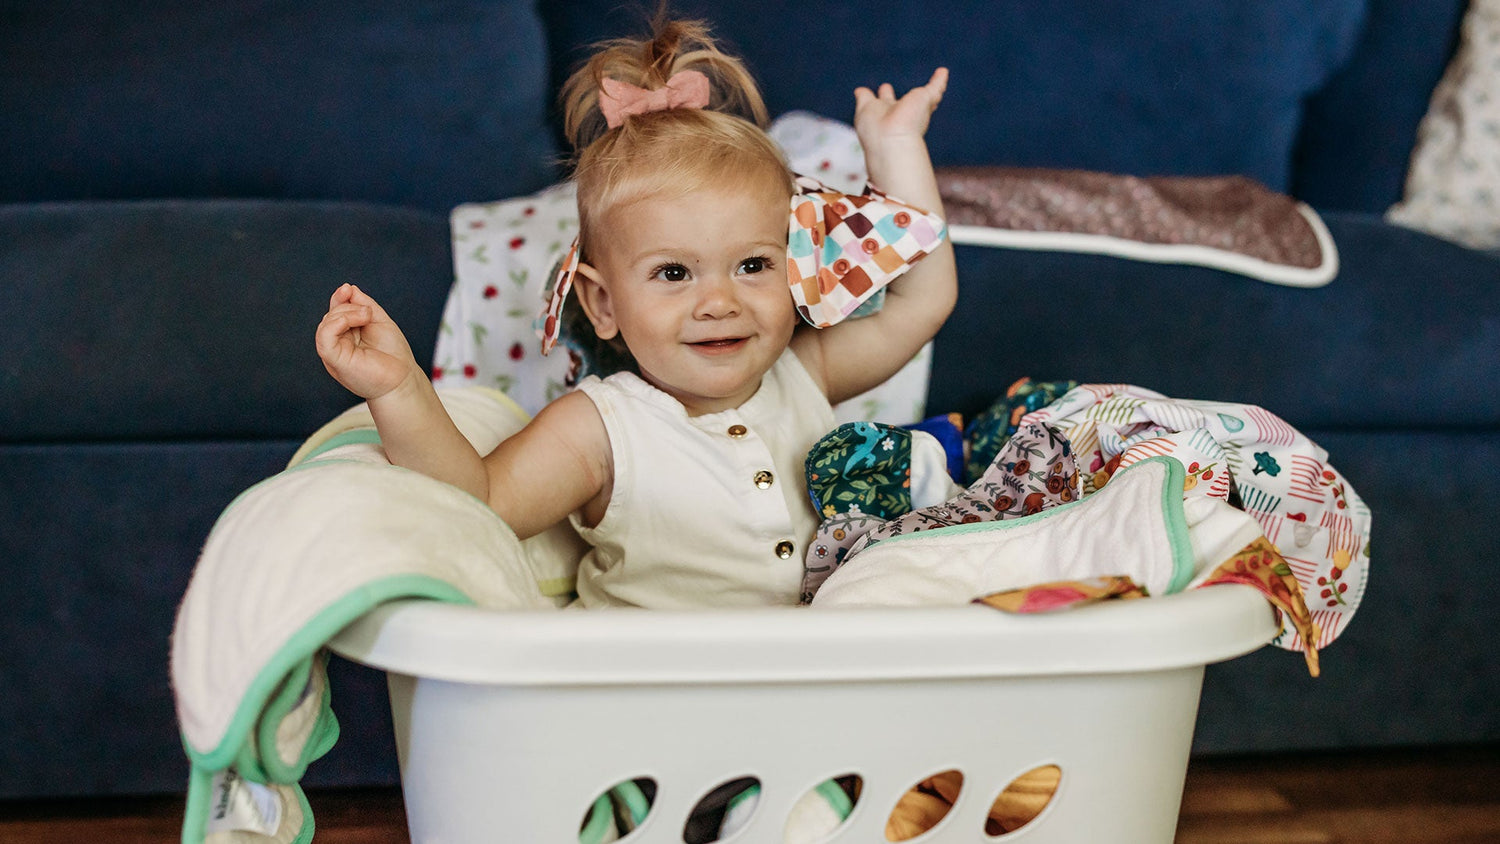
[805,378,1369,670]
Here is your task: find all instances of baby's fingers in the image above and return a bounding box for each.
[894,68,948,113]
[315,304,367,355]
[329,283,389,317]
[328,282,358,309]
[922,68,948,106]
[322,303,374,334]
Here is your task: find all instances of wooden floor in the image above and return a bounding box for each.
[1,745,1496,843]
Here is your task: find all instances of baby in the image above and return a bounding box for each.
[316,17,956,608]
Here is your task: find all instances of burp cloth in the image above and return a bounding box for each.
[811,457,1209,608]
[172,387,575,844]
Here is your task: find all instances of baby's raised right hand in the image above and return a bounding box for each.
[315,283,420,400]
[853,67,948,150]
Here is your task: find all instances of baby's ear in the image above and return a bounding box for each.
[571,263,619,340]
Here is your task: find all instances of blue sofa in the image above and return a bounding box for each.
[2,1,1496,800]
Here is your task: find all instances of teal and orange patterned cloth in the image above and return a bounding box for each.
[786,175,947,327]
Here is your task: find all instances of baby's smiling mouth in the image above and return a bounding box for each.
[689,336,748,350]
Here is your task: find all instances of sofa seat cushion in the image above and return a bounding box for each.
[0,439,401,797]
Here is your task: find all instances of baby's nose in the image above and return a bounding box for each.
[695,275,741,318]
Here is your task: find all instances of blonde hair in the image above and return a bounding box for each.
[555,16,794,374]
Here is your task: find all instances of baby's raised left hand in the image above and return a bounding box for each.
[853,67,948,148]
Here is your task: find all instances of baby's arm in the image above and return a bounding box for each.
[316,283,493,500]
[480,390,612,539]
[792,68,958,405]
[316,283,609,539]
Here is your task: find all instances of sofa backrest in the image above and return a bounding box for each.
[1,1,1467,214]
[0,2,561,214]
[1292,0,1468,212]
[544,1,1370,198]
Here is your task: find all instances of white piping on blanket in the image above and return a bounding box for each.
[949,202,1338,288]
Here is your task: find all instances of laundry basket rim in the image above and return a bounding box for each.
[328,584,1277,686]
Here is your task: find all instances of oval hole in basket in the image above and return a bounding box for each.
[985,765,1062,838]
[684,775,760,843]
[885,769,964,841]
[579,777,656,844]
[784,774,862,841]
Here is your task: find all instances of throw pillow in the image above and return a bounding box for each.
[1387,0,1500,249]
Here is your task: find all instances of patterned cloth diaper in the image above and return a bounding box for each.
[964,377,1079,483]
[802,421,959,602]
[786,176,947,328]
[846,422,1081,557]
[802,420,1079,602]
[1018,382,1370,653]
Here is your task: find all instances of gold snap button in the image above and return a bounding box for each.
[754,470,774,489]
[727,424,748,438]
[775,540,795,559]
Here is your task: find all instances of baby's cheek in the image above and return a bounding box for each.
[766,292,799,333]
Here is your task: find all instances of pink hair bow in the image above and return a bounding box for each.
[599,70,712,128]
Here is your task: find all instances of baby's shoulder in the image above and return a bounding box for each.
[527,389,610,457]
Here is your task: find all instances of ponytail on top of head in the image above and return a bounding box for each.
[559,16,771,155]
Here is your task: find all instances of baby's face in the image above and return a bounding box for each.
[586,181,796,415]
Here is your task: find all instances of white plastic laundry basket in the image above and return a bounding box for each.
[329,584,1276,843]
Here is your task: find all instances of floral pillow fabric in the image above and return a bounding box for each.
[434,182,579,413]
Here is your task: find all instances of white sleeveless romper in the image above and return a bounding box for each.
[570,349,835,608]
